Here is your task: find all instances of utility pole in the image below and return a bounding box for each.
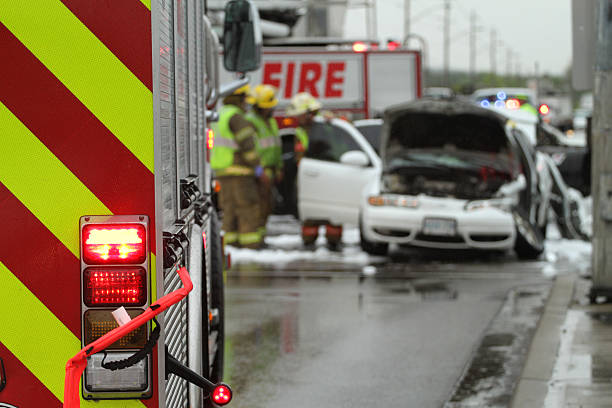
[372,0,378,42]
[507,48,512,77]
[469,10,477,85]
[443,0,451,86]
[534,61,540,100]
[365,0,373,39]
[404,0,411,39]
[591,0,612,301]
[490,29,496,76]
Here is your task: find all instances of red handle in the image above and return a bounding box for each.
[63,267,193,407]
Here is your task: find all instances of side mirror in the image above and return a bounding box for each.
[223,0,262,73]
[203,15,220,108]
[340,150,369,167]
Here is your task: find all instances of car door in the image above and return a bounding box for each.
[298,117,381,226]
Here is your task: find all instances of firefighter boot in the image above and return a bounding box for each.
[325,223,343,251]
[301,221,319,248]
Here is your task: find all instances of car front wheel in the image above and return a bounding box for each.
[513,207,545,260]
[359,217,389,256]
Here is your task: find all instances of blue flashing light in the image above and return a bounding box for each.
[494,100,506,109]
[480,100,490,108]
[496,91,507,100]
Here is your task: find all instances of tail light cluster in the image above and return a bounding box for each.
[206,128,215,162]
[80,215,152,399]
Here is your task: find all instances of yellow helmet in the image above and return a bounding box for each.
[286,92,322,116]
[233,84,251,96]
[248,84,279,109]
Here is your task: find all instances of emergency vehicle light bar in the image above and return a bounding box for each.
[63,267,193,408]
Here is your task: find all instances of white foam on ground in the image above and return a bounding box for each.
[541,237,591,278]
[227,226,372,266]
[541,193,593,278]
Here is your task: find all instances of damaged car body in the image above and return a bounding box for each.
[360,100,549,259]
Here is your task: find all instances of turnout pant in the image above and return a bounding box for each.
[301,220,343,248]
[218,175,262,249]
[257,175,275,237]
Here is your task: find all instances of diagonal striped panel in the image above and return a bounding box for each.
[60,0,153,90]
[0,342,62,406]
[0,262,146,406]
[0,0,154,172]
[0,23,157,252]
[0,101,111,257]
[0,105,160,406]
[0,182,81,337]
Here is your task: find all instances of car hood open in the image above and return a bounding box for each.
[380,100,521,199]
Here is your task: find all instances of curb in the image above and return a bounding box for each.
[509,273,577,408]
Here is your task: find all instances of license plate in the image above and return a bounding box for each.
[422,218,456,236]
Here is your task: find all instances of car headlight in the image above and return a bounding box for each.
[464,197,516,212]
[367,195,420,208]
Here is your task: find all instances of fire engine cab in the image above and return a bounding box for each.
[0,0,260,407]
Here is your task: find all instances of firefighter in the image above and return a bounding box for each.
[286,92,343,250]
[211,85,266,249]
[246,84,282,238]
[286,92,321,163]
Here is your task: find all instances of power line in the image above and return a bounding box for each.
[443,0,451,85]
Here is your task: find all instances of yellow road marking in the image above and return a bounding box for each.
[0,0,154,171]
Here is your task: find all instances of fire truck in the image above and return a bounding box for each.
[221,40,423,119]
[0,0,259,406]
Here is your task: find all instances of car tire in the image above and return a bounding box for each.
[204,210,225,403]
[513,207,545,260]
[539,218,548,239]
[359,217,389,256]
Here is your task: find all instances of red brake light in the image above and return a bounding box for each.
[352,41,368,52]
[207,128,214,149]
[212,384,232,406]
[539,104,550,115]
[82,224,146,264]
[387,40,400,50]
[83,268,147,306]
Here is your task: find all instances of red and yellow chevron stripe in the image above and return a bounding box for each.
[0,0,158,405]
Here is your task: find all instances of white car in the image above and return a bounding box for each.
[359,100,549,259]
[298,117,381,226]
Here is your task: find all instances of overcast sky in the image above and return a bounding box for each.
[344,0,572,76]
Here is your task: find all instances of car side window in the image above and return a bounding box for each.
[305,122,363,162]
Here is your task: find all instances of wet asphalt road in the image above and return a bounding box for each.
[220,218,590,408]
[221,251,564,408]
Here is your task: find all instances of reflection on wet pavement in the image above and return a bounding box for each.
[445,286,550,408]
[224,259,553,408]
